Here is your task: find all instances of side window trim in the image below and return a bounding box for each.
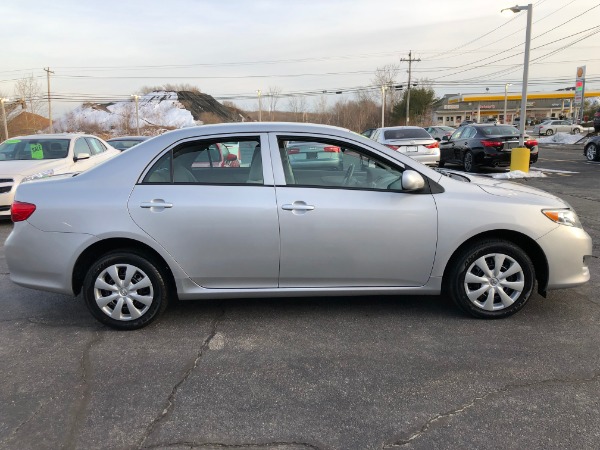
[268,133,418,192]
[138,133,274,186]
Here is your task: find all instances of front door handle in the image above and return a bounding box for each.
[140,199,173,210]
[282,201,315,214]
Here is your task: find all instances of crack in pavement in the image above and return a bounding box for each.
[64,329,105,450]
[382,371,600,448]
[137,308,226,449]
[0,398,53,447]
[143,441,321,449]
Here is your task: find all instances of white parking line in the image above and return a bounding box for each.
[530,167,579,174]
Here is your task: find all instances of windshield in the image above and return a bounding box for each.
[0,138,70,161]
[383,129,431,140]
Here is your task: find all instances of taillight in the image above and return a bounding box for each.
[287,148,300,154]
[323,146,340,153]
[11,201,36,222]
[425,141,439,149]
[385,144,399,150]
[525,139,538,148]
[481,140,501,148]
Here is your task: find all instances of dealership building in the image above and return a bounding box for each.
[433,90,600,126]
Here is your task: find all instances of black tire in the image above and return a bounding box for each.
[572,128,581,134]
[438,160,446,168]
[83,251,169,330]
[463,151,478,172]
[446,239,535,319]
[585,143,600,162]
[545,129,554,136]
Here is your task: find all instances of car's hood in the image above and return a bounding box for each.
[0,159,65,177]
[467,173,565,202]
[437,169,566,204]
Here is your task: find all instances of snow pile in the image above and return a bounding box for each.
[492,170,547,179]
[56,91,198,132]
[537,132,583,145]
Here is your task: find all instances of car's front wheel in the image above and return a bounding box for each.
[83,251,169,330]
[545,129,554,136]
[585,143,599,161]
[446,240,535,319]
[572,128,581,134]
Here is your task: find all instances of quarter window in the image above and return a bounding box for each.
[85,138,106,154]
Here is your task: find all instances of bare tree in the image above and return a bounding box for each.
[298,96,308,122]
[267,85,281,121]
[14,75,45,116]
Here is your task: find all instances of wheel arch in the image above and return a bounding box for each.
[441,229,549,297]
[72,237,177,297]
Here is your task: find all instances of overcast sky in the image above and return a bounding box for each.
[2,0,599,116]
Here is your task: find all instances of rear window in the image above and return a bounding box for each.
[383,129,431,140]
[480,126,519,136]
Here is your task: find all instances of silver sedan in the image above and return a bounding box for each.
[5,123,593,329]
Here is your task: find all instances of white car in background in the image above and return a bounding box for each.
[533,120,584,136]
[0,134,119,218]
[370,126,440,166]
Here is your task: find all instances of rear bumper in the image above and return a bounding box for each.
[480,149,538,167]
[5,221,97,295]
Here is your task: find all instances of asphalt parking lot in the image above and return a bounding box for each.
[0,144,599,450]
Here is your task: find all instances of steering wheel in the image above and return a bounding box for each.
[342,164,355,186]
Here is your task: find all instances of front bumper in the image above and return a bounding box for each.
[537,224,593,290]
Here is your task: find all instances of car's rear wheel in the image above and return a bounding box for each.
[447,240,535,319]
[83,251,169,330]
[438,160,446,168]
[463,151,478,172]
[545,129,554,136]
[585,143,599,161]
[573,128,581,134]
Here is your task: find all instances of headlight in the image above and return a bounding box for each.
[22,169,55,183]
[542,209,582,228]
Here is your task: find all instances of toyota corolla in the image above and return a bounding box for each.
[5,123,592,329]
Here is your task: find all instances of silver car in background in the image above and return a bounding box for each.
[5,123,592,329]
[370,126,440,166]
[424,126,456,142]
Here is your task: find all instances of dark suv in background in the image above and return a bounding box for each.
[593,109,600,132]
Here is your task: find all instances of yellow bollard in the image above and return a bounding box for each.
[510,147,530,172]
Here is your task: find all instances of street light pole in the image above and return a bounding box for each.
[0,98,9,141]
[504,83,513,125]
[502,4,533,146]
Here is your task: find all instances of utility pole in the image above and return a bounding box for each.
[400,51,420,126]
[1,98,9,141]
[380,85,387,127]
[44,67,55,133]
[131,95,140,135]
[257,89,262,122]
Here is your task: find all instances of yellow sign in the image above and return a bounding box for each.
[30,143,44,160]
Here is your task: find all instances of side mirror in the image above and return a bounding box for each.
[73,153,90,162]
[226,153,238,161]
[442,136,450,142]
[401,170,425,192]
